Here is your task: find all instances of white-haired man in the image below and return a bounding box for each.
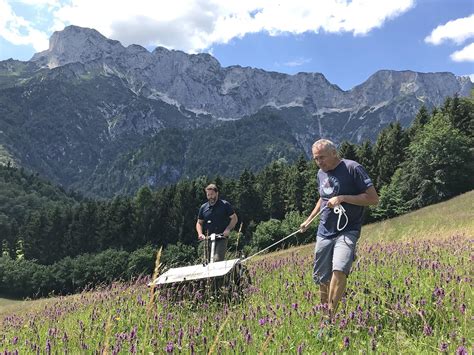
[300,139,379,328]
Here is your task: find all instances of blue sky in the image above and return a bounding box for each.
[0,0,473,90]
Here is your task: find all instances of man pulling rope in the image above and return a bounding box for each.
[300,139,379,326]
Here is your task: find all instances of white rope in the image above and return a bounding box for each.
[242,207,326,263]
[333,204,349,231]
[241,229,302,263]
[241,203,350,263]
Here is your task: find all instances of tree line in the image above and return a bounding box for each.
[0,95,472,298]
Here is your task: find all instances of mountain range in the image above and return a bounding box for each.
[0,25,472,197]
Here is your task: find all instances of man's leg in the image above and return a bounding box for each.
[329,231,359,318]
[328,270,346,317]
[313,236,333,313]
[319,283,329,304]
[213,238,228,262]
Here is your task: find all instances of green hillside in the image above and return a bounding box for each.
[85,111,305,197]
[1,191,472,353]
[362,190,474,242]
[0,165,78,249]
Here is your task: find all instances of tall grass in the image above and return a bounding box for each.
[0,192,472,353]
[362,190,474,242]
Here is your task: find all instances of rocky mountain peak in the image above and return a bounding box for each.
[31,25,125,68]
[25,26,473,126]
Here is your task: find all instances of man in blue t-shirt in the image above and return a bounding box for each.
[196,184,238,262]
[300,139,379,323]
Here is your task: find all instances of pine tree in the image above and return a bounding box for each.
[356,140,375,179]
[443,95,474,137]
[284,155,307,213]
[134,186,155,246]
[338,141,358,160]
[302,160,319,213]
[373,122,408,189]
[407,105,430,141]
[260,162,285,220]
[19,211,50,263]
[237,169,262,229]
[371,172,409,220]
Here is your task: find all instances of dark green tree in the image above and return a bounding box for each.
[284,155,308,213]
[19,211,51,263]
[133,186,155,246]
[371,172,409,220]
[442,95,474,137]
[393,112,473,209]
[302,160,319,213]
[356,140,376,179]
[407,105,430,141]
[373,122,408,189]
[260,161,286,220]
[338,141,358,160]
[237,169,262,230]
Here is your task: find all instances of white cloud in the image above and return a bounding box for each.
[469,74,474,82]
[450,42,474,62]
[283,57,312,67]
[15,0,60,7]
[0,0,415,53]
[0,0,49,51]
[24,0,413,54]
[425,14,474,45]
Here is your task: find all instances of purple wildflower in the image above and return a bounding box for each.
[439,342,448,352]
[371,338,377,351]
[343,336,350,348]
[130,326,137,340]
[456,346,468,355]
[423,325,433,336]
[166,342,174,353]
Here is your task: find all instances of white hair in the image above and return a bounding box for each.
[312,139,337,153]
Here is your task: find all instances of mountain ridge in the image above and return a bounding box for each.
[0,25,472,196]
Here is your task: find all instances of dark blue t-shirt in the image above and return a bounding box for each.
[198,199,235,235]
[317,159,373,238]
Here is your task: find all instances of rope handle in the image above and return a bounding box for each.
[333,204,348,231]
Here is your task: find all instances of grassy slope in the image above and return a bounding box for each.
[361,190,473,242]
[1,191,472,315]
[0,191,472,353]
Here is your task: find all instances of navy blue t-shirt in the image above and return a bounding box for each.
[317,159,373,238]
[198,199,235,235]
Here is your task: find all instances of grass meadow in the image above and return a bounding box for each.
[0,191,472,354]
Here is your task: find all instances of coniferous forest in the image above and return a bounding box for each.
[0,95,472,298]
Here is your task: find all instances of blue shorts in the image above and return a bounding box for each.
[313,231,359,285]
